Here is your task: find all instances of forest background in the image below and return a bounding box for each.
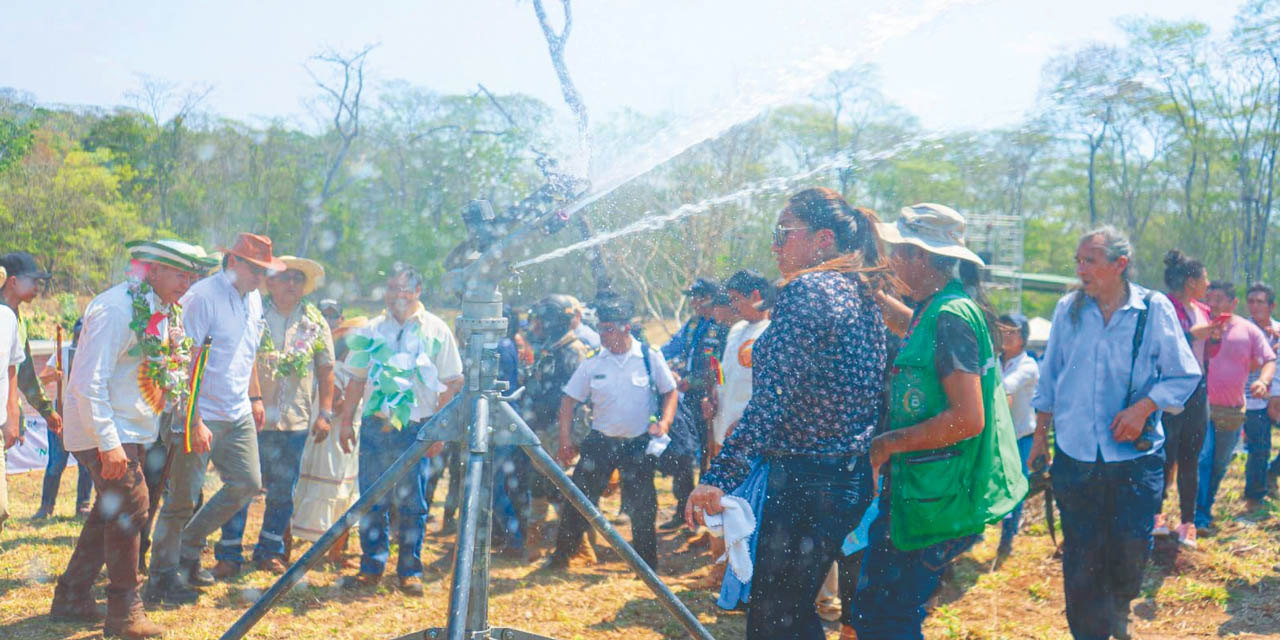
[1,1,1278,337]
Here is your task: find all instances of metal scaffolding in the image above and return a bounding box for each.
[966,213,1026,312]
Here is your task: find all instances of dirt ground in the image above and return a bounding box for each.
[2,453,1279,639]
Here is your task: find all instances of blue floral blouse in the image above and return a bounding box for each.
[702,270,887,491]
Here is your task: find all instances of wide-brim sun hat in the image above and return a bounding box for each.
[876,203,985,266]
[277,255,325,296]
[218,232,287,272]
[126,239,219,273]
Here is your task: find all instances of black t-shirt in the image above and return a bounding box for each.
[934,312,981,379]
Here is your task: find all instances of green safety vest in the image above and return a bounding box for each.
[887,280,1029,551]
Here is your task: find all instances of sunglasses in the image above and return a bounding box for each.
[773,224,808,247]
[273,271,307,285]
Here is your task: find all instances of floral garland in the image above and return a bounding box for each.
[127,276,193,411]
[346,318,445,429]
[259,302,327,380]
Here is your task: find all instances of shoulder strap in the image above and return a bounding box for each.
[1125,292,1155,400]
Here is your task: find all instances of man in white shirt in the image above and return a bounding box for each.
[996,312,1039,562]
[147,233,281,602]
[336,262,463,595]
[51,239,212,638]
[544,297,679,571]
[1242,283,1280,509]
[0,263,23,533]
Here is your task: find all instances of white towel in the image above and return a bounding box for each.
[645,433,671,457]
[702,495,756,582]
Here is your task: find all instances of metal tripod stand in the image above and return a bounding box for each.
[219,285,715,640]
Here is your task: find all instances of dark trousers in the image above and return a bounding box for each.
[57,444,149,618]
[357,416,429,578]
[752,456,870,640]
[217,430,310,563]
[41,425,93,513]
[1243,408,1273,500]
[1162,379,1208,523]
[553,431,658,568]
[1053,448,1163,640]
[426,442,463,523]
[850,488,977,639]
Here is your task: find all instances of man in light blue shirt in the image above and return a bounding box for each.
[1030,226,1200,640]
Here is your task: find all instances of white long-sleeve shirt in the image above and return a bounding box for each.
[65,282,165,453]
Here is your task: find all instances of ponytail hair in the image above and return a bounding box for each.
[782,187,896,294]
[1163,249,1204,293]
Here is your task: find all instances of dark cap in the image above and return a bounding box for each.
[998,312,1030,342]
[681,277,721,298]
[594,297,635,324]
[724,269,777,311]
[0,252,51,281]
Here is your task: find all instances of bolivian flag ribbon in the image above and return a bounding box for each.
[183,335,213,454]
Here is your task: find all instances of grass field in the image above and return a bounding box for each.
[2,451,1279,639]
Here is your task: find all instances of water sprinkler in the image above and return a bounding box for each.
[221,174,714,640]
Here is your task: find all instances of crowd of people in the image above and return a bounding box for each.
[0,186,1278,640]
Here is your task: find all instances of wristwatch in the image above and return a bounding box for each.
[318,408,336,421]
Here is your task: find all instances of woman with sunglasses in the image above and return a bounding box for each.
[687,187,891,639]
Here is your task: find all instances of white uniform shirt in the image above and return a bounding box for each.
[347,304,464,422]
[0,305,23,431]
[182,271,265,422]
[712,318,770,445]
[1245,317,1280,411]
[563,338,677,438]
[1001,350,1040,439]
[65,283,166,452]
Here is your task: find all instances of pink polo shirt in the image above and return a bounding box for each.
[1205,315,1276,407]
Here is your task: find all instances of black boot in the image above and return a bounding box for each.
[143,571,200,605]
[180,559,215,587]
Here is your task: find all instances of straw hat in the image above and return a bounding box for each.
[876,203,985,266]
[276,256,325,296]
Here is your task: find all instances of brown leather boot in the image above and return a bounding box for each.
[49,585,104,623]
[523,521,545,563]
[105,600,164,639]
[569,532,596,567]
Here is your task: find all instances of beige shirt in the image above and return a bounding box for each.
[258,299,335,432]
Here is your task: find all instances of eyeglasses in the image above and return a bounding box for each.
[273,271,307,285]
[598,323,628,334]
[773,225,808,247]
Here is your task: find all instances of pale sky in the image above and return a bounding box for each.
[1,0,1238,134]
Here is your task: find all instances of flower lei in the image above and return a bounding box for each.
[346,316,446,429]
[259,302,327,380]
[127,276,193,409]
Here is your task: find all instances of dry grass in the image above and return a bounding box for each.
[2,454,1280,639]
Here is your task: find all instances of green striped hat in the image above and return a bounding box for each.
[126,239,219,273]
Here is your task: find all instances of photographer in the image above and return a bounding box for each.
[1030,226,1200,640]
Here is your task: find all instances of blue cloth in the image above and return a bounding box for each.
[703,272,886,490]
[1195,418,1243,528]
[1243,408,1273,500]
[1032,285,1201,463]
[717,460,769,610]
[1052,447,1163,640]
[216,429,310,563]
[357,415,429,578]
[661,317,708,365]
[1000,435,1034,545]
[42,425,93,510]
[841,494,880,555]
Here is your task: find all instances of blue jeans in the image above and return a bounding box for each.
[42,425,93,512]
[1053,448,1163,640]
[999,435,1034,546]
[216,429,310,564]
[1243,408,1273,500]
[357,416,429,578]
[751,455,871,640]
[851,484,979,640]
[1195,419,1243,528]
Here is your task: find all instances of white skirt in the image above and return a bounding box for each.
[291,418,360,542]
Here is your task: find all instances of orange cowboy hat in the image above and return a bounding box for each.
[219,232,287,272]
